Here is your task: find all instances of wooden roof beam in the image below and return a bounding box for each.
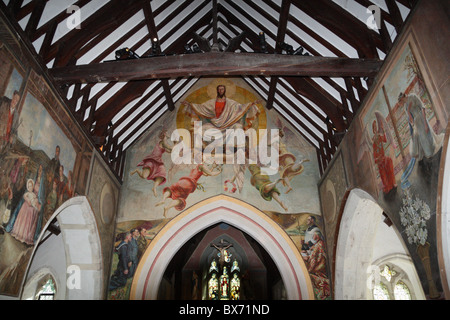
[49,52,382,84]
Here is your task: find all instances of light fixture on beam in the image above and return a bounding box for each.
[115,47,140,60]
[184,43,203,54]
[293,46,304,55]
[150,37,161,56]
[279,42,294,54]
[279,43,310,56]
[259,32,268,53]
[184,44,193,54]
[192,43,202,53]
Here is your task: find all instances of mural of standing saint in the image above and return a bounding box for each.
[371,112,397,195]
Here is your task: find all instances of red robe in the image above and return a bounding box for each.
[372,133,396,194]
[163,165,204,211]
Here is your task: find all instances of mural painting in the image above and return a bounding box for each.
[0,49,78,296]
[109,77,328,299]
[357,41,446,299]
[265,211,331,300]
[107,219,168,300]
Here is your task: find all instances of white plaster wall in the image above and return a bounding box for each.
[372,216,408,261]
[16,196,103,300]
[441,134,450,294]
[334,189,383,300]
[335,188,426,300]
[23,232,67,300]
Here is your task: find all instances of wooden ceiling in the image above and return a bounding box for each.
[1,0,417,179]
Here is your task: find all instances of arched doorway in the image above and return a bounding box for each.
[334,188,423,300]
[23,196,103,300]
[158,222,282,300]
[130,195,314,300]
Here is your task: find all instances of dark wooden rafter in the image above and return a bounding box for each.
[266,0,291,110]
[44,0,147,67]
[284,77,346,132]
[385,0,406,34]
[49,53,382,83]
[1,0,416,179]
[217,15,253,50]
[6,0,24,17]
[217,0,354,132]
[212,0,219,48]
[217,2,267,52]
[82,0,214,140]
[292,0,384,58]
[23,0,46,40]
[114,77,192,151]
[143,1,174,111]
[28,0,91,42]
[244,76,320,148]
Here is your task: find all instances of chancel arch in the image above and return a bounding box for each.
[130,195,314,300]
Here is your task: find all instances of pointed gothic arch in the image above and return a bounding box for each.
[24,196,103,300]
[130,195,314,300]
[334,188,385,299]
[333,188,424,300]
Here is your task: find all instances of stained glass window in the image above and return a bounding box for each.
[394,281,412,300]
[372,264,415,300]
[373,282,390,300]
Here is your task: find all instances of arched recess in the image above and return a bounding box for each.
[24,196,103,300]
[334,188,385,300]
[130,195,314,300]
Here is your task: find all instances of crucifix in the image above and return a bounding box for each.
[211,239,233,268]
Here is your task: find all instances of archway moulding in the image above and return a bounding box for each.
[25,196,103,300]
[130,195,315,300]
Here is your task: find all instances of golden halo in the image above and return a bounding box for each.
[206,78,236,99]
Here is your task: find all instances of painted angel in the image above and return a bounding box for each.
[130,129,173,197]
[156,162,222,218]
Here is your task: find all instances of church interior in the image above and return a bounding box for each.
[0,0,448,303]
